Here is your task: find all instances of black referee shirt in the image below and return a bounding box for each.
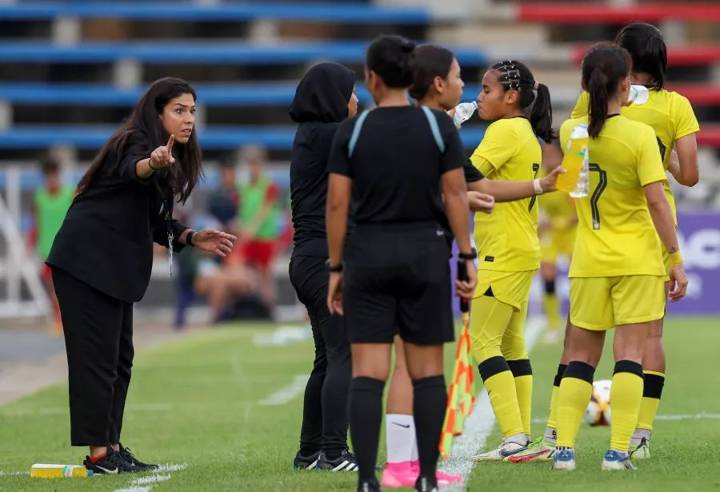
[328,106,465,226]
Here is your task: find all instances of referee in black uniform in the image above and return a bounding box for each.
[325,36,476,492]
[288,62,359,471]
[47,78,236,474]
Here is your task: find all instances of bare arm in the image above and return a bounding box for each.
[671,134,699,186]
[326,173,351,267]
[325,173,352,315]
[442,168,477,300]
[466,166,563,202]
[644,181,688,301]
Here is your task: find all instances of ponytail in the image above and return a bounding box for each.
[530,83,553,143]
[587,68,609,138]
[491,60,555,143]
[581,43,632,139]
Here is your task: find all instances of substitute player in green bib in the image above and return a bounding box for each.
[33,158,74,334]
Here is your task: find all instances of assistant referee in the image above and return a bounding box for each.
[325,35,476,492]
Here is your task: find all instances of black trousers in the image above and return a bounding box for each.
[52,267,134,447]
[289,255,351,454]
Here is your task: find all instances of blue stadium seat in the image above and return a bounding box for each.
[0,2,430,24]
[0,125,487,150]
[0,82,483,106]
[0,41,488,66]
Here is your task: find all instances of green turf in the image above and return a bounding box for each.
[0,317,719,491]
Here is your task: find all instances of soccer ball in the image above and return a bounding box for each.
[583,379,612,426]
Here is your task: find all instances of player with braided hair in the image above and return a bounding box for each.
[469,60,555,461]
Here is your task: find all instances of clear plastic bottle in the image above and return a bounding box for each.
[628,84,650,105]
[556,124,589,198]
[452,101,478,128]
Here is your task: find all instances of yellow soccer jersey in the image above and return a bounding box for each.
[471,117,541,272]
[560,115,667,278]
[571,89,699,221]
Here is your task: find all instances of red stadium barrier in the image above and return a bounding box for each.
[698,126,720,148]
[572,44,720,67]
[667,85,720,106]
[519,3,720,24]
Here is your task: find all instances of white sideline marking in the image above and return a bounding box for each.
[130,474,171,486]
[439,317,544,489]
[253,326,311,347]
[113,463,188,492]
[258,374,308,406]
[0,471,29,476]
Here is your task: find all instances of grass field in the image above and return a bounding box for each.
[1,317,719,491]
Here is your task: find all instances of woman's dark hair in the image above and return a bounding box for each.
[491,60,554,143]
[581,43,632,138]
[616,22,666,90]
[409,44,455,101]
[76,77,202,203]
[366,35,416,88]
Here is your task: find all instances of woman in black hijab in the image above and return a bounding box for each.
[288,62,359,471]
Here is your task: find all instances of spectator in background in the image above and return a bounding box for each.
[32,157,74,334]
[208,156,240,231]
[238,145,280,309]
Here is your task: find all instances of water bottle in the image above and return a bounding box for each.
[31,464,93,479]
[452,101,478,128]
[628,84,650,105]
[556,124,589,198]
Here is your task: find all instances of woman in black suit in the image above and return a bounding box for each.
[47,77,236,474]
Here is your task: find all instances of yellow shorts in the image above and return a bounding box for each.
[540,228,575,263]
[474,269,536,311]
[569,276,666,331]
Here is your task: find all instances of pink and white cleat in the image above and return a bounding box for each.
[381,461,464,488]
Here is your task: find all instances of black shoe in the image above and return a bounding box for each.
[83,447,135,475]
[118,444,158,472]
[293,450,321,470]
[316,449,358,472]
[415,475,439,492]
[357,477,381,492]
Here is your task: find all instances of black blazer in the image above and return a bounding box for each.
[47,133,188,303]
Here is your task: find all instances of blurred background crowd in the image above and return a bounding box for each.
[0,0,718,330]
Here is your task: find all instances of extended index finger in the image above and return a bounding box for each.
[166,134,175,152]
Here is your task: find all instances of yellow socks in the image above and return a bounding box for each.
[508,359,533,436]
[556,361,595,448]
[478,356,525,438]
[637,370,665,432]
[610,361,644,452]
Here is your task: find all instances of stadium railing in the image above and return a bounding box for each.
[516,3,720,23]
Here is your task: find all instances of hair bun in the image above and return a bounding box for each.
[400,41,416,53]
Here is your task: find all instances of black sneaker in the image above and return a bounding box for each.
[118,444,158,472]
[415,475,439,492]
[83,448,135,475]
[316,449,358,472]
[357,477,381,492]
[293,450,321,470]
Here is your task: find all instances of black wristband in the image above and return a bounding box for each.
[148,158,160,171]
[186,230,195,247]
[326,260,343,273]
[459,248,477,260]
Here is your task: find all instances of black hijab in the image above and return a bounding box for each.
[289,62,355,123]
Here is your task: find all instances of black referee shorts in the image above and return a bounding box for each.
[344,223,454,345]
